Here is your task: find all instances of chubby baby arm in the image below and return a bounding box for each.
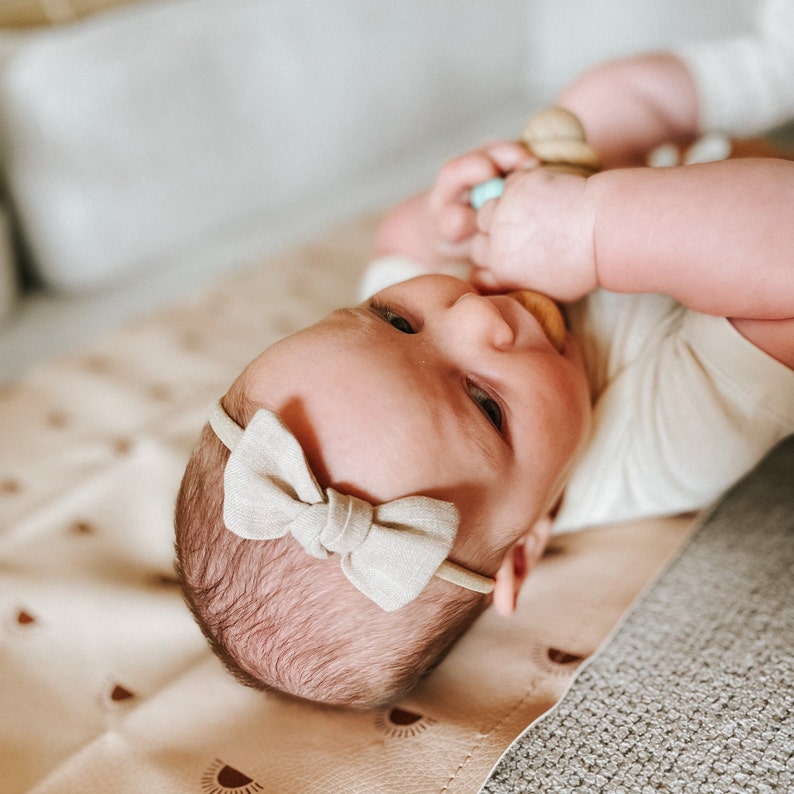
[471,156,794,366]
[473,157,794,316]
[587,159,794,320]
[557,53,699,169]
[590,158,794,367]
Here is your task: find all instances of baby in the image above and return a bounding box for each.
[173,269,585,707]
[175,49,794,708]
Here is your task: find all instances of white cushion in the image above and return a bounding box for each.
[0,0,526,293]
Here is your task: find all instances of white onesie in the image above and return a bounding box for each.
[677,0,794,138]
[554,290,794,532]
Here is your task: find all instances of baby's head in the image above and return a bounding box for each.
[174,275,592,708]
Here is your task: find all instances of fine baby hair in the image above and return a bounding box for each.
[174,384,494,708]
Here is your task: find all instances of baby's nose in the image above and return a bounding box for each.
[452,293,514,350]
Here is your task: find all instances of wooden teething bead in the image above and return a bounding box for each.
[521,107,601,177]
[529,139,601,171]
[521,107,587,143]
[468,107,600,209]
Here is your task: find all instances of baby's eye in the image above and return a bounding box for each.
[370,300,416,334]
[466,379,504,433]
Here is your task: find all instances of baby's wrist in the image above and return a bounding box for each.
[578,176,600,294]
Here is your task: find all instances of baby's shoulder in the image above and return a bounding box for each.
[568,290,682,393]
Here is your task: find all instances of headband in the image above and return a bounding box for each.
[208,400,495,611]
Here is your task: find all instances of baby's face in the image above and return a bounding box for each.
[244,275,591,570]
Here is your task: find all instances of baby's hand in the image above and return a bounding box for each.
[428,141,535,259]
[469,167,598,301]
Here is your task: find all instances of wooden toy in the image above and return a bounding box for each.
[469,107,600,209]
[507,287,567,352]
[521,107,600,176]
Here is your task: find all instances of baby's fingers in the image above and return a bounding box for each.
[470,198,500,266]
[434,182,500,245]
[485,140,536,175]
[475,198,498,232]
[432,141,532,207]
[432,152,500,213]
[470,264,502,293]
[434,202,476,245]
[471,264,522,294]
[469,233,495,281]
[430,140,533,246]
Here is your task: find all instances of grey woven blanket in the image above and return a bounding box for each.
[481,435,794,794]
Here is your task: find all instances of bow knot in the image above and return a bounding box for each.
[292,490,373,558]
[208,401,494,610]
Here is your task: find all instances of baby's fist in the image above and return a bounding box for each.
[470,167,598,301]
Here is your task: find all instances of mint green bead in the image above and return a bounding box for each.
[469,177,505,210]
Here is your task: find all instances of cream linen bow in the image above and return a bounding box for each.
[209,401,494,611]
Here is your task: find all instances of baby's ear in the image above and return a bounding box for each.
[492,515,553,617]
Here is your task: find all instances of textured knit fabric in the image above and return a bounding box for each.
[481,433,794,794]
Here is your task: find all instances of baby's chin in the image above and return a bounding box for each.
[507,290,567,352]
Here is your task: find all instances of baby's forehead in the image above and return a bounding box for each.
[247,307,497,506]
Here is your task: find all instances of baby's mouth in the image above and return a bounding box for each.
[507,290,567,352]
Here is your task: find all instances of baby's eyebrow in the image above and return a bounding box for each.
[458,408,502,471]
[327,306,381,339]
[336,306,362,320]
[335,305,382,327]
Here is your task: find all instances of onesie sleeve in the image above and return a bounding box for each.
[358,255,471,301]
[676,0,794,136]
[554,306,794,533]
